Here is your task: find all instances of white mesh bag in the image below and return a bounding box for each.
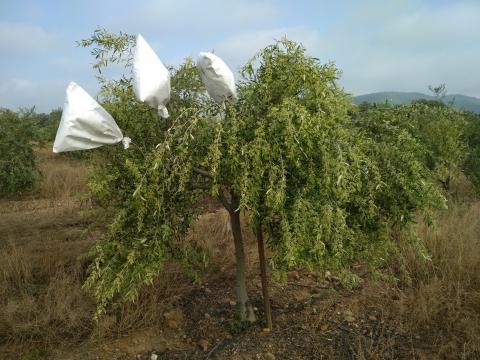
[133,34,171,118]
[197,52,237,104]
[53,82,128,153]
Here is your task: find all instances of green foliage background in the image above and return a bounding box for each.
[0,108,40,196]
[463,112,480,192]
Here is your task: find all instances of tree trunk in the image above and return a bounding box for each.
[438,175,451,191]
[228,194,256,322]
[256,222,272,330]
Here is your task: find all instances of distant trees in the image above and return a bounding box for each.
[355,101,468,192]
[0,108,40,196]
[463,111,480,193]
[35,109,62,143]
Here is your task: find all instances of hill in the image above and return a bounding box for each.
[354,91,480,113]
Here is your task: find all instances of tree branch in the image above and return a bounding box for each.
[192,168,234,213]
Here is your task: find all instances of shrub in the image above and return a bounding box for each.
[463,111,480,194]
[0,108,40,196]
[34,108,62,143]
[355,101,468,192]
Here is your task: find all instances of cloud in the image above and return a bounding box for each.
[0,78,68,112]
[210,0,480,98]
[109,0,282,37]
[214,27,324,74]
[292,0,480,97]
[0,78,34,93]
[2,0,480,111]
[0,22,59,54]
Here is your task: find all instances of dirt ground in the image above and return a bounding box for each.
[1,150,479,360]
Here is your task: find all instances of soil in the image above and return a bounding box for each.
[48,268,426,360]
[0,192,465,360]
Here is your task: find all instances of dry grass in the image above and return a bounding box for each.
[353,201,480,359]
[186,208,257,274]
[36,148,91,201]
[0,148,242,358]
[0,149,96,353]
[406,201,480,357]
[2,146,479,359]
[0,242,94,343]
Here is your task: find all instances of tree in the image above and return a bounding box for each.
[352,105,445,227]
[428,83,447,100]
[35,109,62,143]
[356,100,468,192]
[463,111,480,193]
[80,30,444,324]
[0,108,40,196]
[400,103,466,191]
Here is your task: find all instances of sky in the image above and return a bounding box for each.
[1,0,479,112]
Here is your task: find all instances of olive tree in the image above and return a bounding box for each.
[81,30,444,323]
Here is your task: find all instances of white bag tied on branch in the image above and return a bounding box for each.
[197,52,237,104]
[53,82,129,153]
[133,34,171,118]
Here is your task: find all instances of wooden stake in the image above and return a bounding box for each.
[257,222,273,330]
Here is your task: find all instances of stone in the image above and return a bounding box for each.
[198,339,209,352]
[324,270,332,280]
[288,270,301,281]
[150,354,158,360]
[344,310,355,323]
[330,275,341,284]
[265,352,276,360]
[317,281,330,289]
[311,290,330,302]
[164,308,183,329]
[345,315,355,323]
